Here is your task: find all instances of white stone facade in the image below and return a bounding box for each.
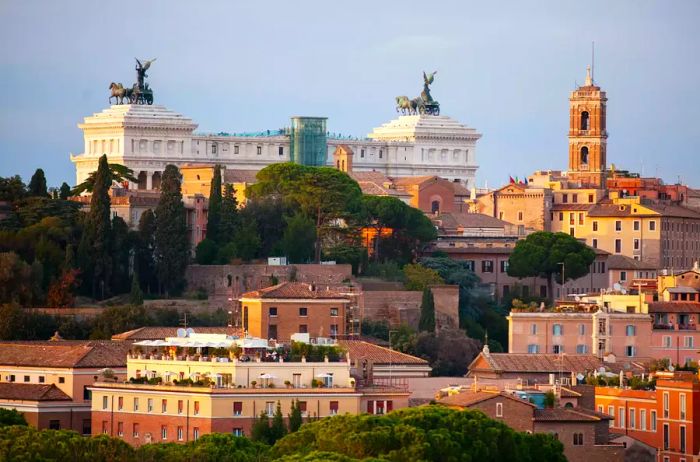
[70,104,481,189]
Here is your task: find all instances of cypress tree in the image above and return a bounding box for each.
[129,272,144,305]
[206,165,222,242]
[111,216,130,294]
[418,288,436,333]
[250,411,271,444]
[219,184,239,244]
[154,165,189,296]
[77,154,112,299]
[59,182,71,200]
[136,209,156,294]
[28,168,48,197]
[288,399,303,433]
[269,401,288,443]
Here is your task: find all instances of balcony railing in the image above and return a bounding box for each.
[679,324,697,331]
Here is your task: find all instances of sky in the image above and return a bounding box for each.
[1,0,699,188]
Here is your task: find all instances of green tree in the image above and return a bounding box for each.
[59,182,72,200]
[420,256,480,322]
[77,154,113,299]
[129,272,144,305]
[206,164,223,242]
[0,175,26,202]
[269,401,288,444]
[251,411,271,445]
[230,216,261,262]
[111,216,131,294]
[507,231,596,302]
[288,399,303,433]
[71,162,137,196]
[282,213,316,263]
[418,288,435,333]
[28,169,48,197]
[154,165,189,296]
[360,195,406,261]
[0,408,27,427]
[195,238,218,264]
[0,304,26,340]
[403,264,444,291]
[135,209,156,294]
[219,183,239,243]
[0,252,35,305]
[414,328,481,376]
[239,197,289,257]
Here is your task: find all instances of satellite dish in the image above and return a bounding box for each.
[176,328,186,338]
[186,327,195,336]
[613,283,622,292]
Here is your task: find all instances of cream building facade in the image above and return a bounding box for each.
[70,105,481,189]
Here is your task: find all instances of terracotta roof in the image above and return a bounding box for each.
[645,204,700,219]
[534,407,612,422]
[0,383,71,402]
[338,340,429,365]
[223,169,258,184]
[438,390,536,408]
[559,387,582,398]
[587,202,655,217]
[451,182,471,197]
[606,254,657,270]
[0,341,130,368]
[240,282,349,300]
[471,352,606,374]
[350,171,391,182]
[112,327,239,341]
[392,175,439,187]
[648,302,700,313]
[666,287,699,294]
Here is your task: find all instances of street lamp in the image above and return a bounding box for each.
[558,262,566,302]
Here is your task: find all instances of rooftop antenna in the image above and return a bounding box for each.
[591,41,595,83]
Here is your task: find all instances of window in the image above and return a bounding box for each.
[299,307,308,317]
[633,239,640,251]
[49,420,60,430]
[161,399,167,413]
[330,401,339,415]
[58,377,64,384]
[634,220,640,231]
[581,111,589,130]
[663,423,669,450]
[626,345,636,357]
[553,345,563,354]
[211,143,217,154]
[298,324,308,334]
[640,409,647,430]
[578,212,584,225]
[177,426,184,441]
[649,220,656,231]
[552,324,563,336]
[615,239,622,253]
[233,428,244,436]
[234,145,239,154]
[102,421,108,434]
[608,406,615,427]
[651,410,657,431]
[360,149,365,158]
[663,392,669,418]
[626,325,636,336]
[118,396,123,410]
[680,393,686,420]
[576,344,587,354]
[379,150,383,159]
[265,401,275,417]
[530,324,538,335]
[619,407,626,428]
[620,271,627,281]
[663,336,672,348]
[178,400,183,415]
[193,427,200,440]
[684,337,693,348]
[330,324,339,337]
[464,260,475,271]
[102,396,109,410]
[117,421,123,437]
[629,408,636,429]
[527,344,539,353]
[299,401,307,415]
[268,324,277,339]
[573,433,584,446]
[680,425,686,452]
[278,146,284,156]
[573,194,579,203]
[233,401,242,416]
[269,307,277,317]
[37,376,44,383]
[133,423,139,438]
[23,375,29,383]
[518,211,523,221]
[194,401,199,416]
[578,324,586,335]
[133,397,139,411]
[161,425,167,440]
[147,398,153,412]
[588,194,594,203]
[330,307,338,317]
[615,221,622,231]
[569,213,575,225]
[500,260,509,273]
[481,260,493,273]
[256,146,262,155]
[82,419,91,435]
[293,373,301,388]
[563,193,569,203]
[580,147,589,164]
[592,238,598,249]
[496,402,503,417]
[559,212,564,221]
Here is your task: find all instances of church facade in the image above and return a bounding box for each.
[70,104,481,190]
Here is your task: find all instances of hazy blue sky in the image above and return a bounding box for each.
[1,0,699,188]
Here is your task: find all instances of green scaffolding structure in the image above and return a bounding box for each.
[289,116,328,166]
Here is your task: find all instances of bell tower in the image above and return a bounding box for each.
[567,66,608,187]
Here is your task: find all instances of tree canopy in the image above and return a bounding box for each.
[71,162,137,196]
[28,169,48,197]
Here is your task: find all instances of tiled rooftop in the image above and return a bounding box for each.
[0,383,71,401]
[534,407,612,422]
[0,341,130,368]
[112,326,239,341]
[241,282,349,300]
[338,340,429,365]
[438,390,535,408]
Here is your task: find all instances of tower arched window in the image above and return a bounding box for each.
[581,111,589,131]
[580,146,589,165]
[431,200,440,214]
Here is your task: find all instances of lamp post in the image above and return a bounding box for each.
[388,329,398,389]
[558,262,566,302]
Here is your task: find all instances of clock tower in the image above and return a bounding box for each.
[567,66,608,187]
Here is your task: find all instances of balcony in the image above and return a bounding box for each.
[679,324,697,331]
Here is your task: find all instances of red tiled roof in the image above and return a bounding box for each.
[240,282,349,300]
[0,341,130,368]
[223,169,258,184]
[0,383,71,401]
[648,302,700,313]
[534,407,612,422]
[438,390,536,408]
[472,353,605,374]
[112,327,239,341]
[606,254,657,270]
[337,340,429,365]
[559,387,582,398]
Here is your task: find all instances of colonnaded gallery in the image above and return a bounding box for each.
[70,64,481,189]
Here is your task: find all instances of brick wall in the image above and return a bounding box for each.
[431,285,459,330]
[469,396,535,433]
[361,291,422,329]
[534,421,624,462]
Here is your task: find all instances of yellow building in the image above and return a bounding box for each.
[90,333,409,445]
[180,164,254,206]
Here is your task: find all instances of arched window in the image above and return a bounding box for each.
[336,160,340,169]
[580,147,589,165]
[581,111,589,131]
[227,275,233,287]
[431,200,440,214]
[341,160,345,171]
[565,402,574,408]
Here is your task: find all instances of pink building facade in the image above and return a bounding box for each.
[649,301,700,366]
[508,310,652,358]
